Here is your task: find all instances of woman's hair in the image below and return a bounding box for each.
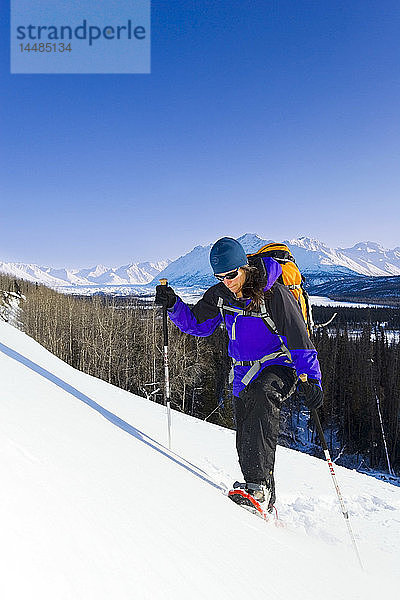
[240,265,272,310]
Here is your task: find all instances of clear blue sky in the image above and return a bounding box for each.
[1,1,399,267]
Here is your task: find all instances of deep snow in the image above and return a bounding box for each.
[0,320,399,599]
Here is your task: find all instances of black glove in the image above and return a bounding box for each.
[297,379,324,410]
[155,285,177,309]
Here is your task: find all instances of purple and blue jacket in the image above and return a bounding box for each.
[168,257,321,396]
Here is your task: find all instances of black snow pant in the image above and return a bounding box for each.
[233,365,297,500]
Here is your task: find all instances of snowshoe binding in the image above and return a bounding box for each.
[228,482,273,521]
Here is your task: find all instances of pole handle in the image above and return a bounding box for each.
[159,278,169,343]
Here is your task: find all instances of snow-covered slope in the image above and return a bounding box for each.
[0,320,399,598]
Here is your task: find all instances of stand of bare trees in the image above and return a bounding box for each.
[0,273,398,476]
[14,280,232,421]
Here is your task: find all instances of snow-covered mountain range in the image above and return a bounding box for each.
[1,235,400,291]
[0,260,170,287]
[151,234,400,288]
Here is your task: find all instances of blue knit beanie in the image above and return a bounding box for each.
[209,237,248,274]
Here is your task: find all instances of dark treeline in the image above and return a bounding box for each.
[1,273,399,476]
[313,326,400,474]
[313,304,400,330]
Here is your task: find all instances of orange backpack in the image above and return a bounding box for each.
[247,242,314,336]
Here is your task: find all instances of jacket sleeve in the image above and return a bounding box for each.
[167,288,222,337]
[268,284,322,384]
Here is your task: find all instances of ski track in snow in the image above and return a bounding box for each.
[0,320,399,599]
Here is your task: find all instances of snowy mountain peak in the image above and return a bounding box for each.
[345,241,386,253]
[237,232,266,249]
[88,265,110,276]
[75,265,111,279]
[289,237,329,252]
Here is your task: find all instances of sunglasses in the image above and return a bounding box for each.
[215,269,240,282]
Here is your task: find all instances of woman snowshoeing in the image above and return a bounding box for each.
[155,237,323,511]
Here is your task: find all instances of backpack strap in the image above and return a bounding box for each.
[217,296,224,318]
[230,349,291,386]
[218,297,292,387]
[259,299,292,363]
[218,297,241,340]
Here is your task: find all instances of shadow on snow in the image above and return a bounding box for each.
[0,342,223,492]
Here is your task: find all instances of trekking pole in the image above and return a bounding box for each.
[299,375,364,570]
[159,278,172,450]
